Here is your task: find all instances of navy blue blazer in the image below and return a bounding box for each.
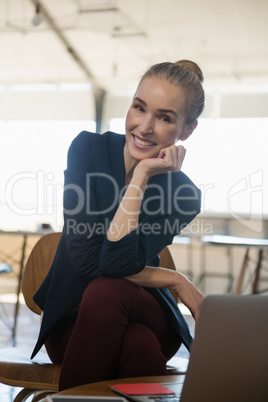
[32,131,201,358]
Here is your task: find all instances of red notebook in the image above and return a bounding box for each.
[111,383,175,396]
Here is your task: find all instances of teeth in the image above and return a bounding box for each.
[135,136,155,146]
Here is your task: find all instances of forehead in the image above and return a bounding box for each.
[136,77,187,111]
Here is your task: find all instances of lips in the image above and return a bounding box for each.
[133,135,156,147]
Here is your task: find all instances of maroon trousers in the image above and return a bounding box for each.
[45,277,181,391]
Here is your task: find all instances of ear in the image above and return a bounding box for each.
[179,119,198,141]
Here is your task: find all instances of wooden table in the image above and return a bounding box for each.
[54,375,185,397]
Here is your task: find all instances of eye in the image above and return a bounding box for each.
[134,104,144,112]
[159,115,171,123]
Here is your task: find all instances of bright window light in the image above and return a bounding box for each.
[182,118,268,219]
[0,120,96,231]
[109,118,125,134]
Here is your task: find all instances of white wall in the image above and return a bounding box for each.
[0,84,95,120]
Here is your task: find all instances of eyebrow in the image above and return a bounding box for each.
[133,96,179,118]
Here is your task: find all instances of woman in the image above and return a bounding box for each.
[32,60,205,390]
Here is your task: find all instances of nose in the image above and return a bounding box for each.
[139,114,154,135]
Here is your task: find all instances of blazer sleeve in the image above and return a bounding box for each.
[63,132,106,278]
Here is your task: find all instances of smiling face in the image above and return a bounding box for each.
[124,77,196,170]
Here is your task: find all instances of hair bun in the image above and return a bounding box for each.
[175,59,204,83]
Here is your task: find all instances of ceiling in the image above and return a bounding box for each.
[0,0,268,94]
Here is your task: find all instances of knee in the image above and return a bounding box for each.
[79,277,133,321]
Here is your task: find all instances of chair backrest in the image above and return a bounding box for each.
[21,233,178,315]
[22,232,61,315]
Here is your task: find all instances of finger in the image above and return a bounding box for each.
[161,145,185,171]
[160,146,175,168]
[157,150,166,159]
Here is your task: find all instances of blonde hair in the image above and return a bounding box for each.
[140,60,205,124]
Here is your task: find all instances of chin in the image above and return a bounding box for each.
[131,148,159,161]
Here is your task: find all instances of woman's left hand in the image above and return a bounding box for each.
[127,266,204,322]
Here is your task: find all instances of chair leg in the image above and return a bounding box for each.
[14,388,36,402]
[234,248,249,294]
[14,388,56,402]
[252,249,263,294]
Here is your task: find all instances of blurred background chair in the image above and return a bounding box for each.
[0,232,61,402]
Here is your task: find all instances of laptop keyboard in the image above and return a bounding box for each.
[148,396,180,402]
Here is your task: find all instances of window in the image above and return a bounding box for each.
[1,116,267,232]
[1,120,96,231]
[183,118,267,219]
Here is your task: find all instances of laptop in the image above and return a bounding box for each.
[111,294,268,402]
[45,396,128,401]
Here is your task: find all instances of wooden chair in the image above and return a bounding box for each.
[0,232,62,402]
[0,233,186,401]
